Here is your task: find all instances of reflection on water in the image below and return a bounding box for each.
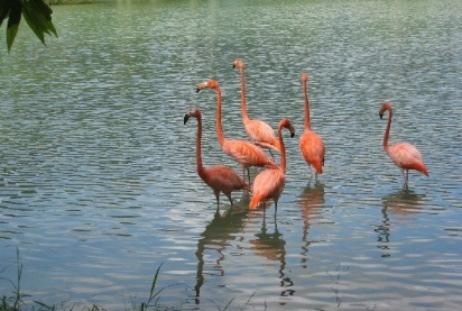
[249,213,294,297]
[375,190,425,258]
[194,193,250,303]
[382,190,425,214]
[299,183,325,269]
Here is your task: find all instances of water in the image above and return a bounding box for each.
[0,0,461,309]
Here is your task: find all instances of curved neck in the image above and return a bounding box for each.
[214,86,225,146]
[383,109,392,148]
[238,67,250,121]
[278,127,287,172]
[195,116,205,175]
[303,80,311,130]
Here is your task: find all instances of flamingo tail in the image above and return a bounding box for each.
[249,195,262,209]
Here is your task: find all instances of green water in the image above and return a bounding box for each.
[1,0,461,310]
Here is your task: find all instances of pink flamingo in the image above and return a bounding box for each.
[196,80,275,182]
[299,73,325,178]
[232,58,280,153]
[249,118,295,216]
[184,107,248,207]
[379,102,429,189]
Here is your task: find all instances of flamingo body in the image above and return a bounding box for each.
[249,168,285,209]
[386,143,428,176]
[244,119,280,152]
[299,130,325,174]
[200,165,249,199]
[223,138,275,169]
[233,58,280,152]
[249,119,295,211]
[184,108,248,206]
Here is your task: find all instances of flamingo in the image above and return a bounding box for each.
[232,58,280,153]
[249,118,295,216]
[196,80,275,182]
[379,102,429,189]
[299,73,325,178]
[184,107,248,207]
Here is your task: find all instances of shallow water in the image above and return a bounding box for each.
[0,0,461,310]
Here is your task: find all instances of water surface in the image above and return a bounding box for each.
[0,0,461,310]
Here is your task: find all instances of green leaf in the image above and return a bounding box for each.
[6,1,21,52]
[0,0,11,27]
[2,0,56,51]
[148,264,163,302]
[22,0,57,46]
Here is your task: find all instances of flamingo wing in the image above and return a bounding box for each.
[223,139,275,168]
[249,168,285,209]
[299,130,325,173]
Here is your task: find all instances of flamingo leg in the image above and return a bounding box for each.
[247,168,251,184]
[226,193,233,206]
[404,170,409,190]
[274,200,278,222]
[215,192,220,210]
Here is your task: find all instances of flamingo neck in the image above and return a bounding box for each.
[383,108,392,148]
[239,67,250,121]
[195,116,206,176]
[214,86,226,147]
[303,81,311,130]
[278,127,287,173]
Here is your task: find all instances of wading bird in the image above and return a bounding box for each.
[379,102,429,189]
[196,80,275,183]
[249,118,295,217]
[232,58,280,153]
[184,107,248,207]
[299,73,325,179]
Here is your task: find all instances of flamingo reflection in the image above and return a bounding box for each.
[194,194,249,304]
[375,190,424,258]
[299,183,325,269]
[249,212,294,297]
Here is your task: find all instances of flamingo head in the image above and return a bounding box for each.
[232,58,245,70]
[184,107,202,124]
[379,102,393,119]
[196,80,219,93]
[301,72,310,83]
[278,118,295,138]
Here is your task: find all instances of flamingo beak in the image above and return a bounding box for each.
[232,63,236,69]
[379,112,384,119]
[184,114,190,125]
[196,82,207,93]
[290,131,295,138]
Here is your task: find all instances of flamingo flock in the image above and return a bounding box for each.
[185,59,429,214]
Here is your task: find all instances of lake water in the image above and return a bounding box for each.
[1,0,461,310]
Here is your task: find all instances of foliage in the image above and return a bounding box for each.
[0,0,57,52]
